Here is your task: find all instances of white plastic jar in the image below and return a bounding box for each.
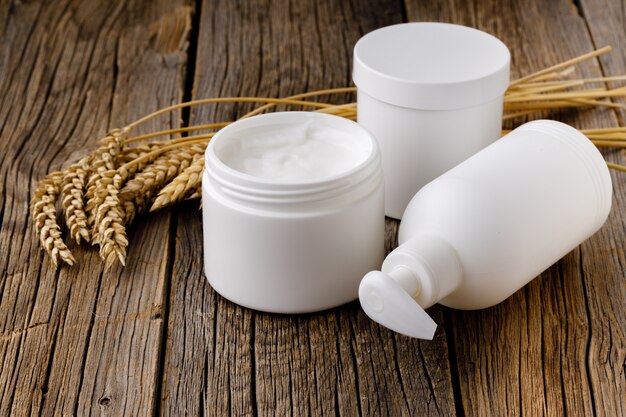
[203,112,385,313]
[359,120,612,339]
[353,22,511,219]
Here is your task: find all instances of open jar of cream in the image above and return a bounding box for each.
[202,112,384,313]
[354,22,510,219]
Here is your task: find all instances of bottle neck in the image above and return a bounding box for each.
[382,234,463,308]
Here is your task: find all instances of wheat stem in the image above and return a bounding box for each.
[240,86,357,119]
[504,81,585,98]
[607,162,626,172]
[125,97,338,131]
[511,75,626,88]
[509,46,612,87]
[124,122,230,143]
[124,87,359,141]
[504,86,626,102]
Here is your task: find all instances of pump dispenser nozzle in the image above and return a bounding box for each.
[359,270,438,339]
[358,234,463,339]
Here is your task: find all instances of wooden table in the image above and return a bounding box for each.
[1,0,625,415]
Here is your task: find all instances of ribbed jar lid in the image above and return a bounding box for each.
[353,23,510,110]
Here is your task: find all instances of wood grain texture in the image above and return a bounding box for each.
[159,1,457,416]
[405,0,626,416]
[0,1,192,415]
[577,1,626,415]
[1,0,625,416]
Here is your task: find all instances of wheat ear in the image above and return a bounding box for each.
[119,143,160,164]
[120,143,206,223]
[186,189,201,200]
[151,157,204,211]
[85,129,126,233]
[31,172,75,267]
[92,170,128,267]
[61,156,91,244]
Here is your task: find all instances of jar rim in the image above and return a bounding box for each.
[205,112,381,198]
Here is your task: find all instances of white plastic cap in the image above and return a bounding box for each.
[353,22,510,110]
[358,234,463,339]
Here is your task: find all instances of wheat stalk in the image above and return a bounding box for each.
[31,171,75,267]
[124,122,229,144]
[508,46,612,87]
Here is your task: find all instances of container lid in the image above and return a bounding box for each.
[353,23,510,110]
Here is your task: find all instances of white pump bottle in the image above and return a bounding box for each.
[359,120,613,339]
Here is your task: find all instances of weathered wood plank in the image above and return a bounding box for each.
[0,1,192,415]
[160,0,458,416]
[404,0,625,416]
[574,1,626,415]
[163,205,256,417]
[580,0,626,122]
[3,0,624,416]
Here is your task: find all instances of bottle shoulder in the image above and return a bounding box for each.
[399,177,511,242]
[399,177,530,309]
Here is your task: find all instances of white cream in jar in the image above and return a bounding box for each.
[215,121,370,182]
[203,112,385,313]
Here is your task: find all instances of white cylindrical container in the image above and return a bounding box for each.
[358,120,612,339]
[353,22,511,219]
[203,112,385,313]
